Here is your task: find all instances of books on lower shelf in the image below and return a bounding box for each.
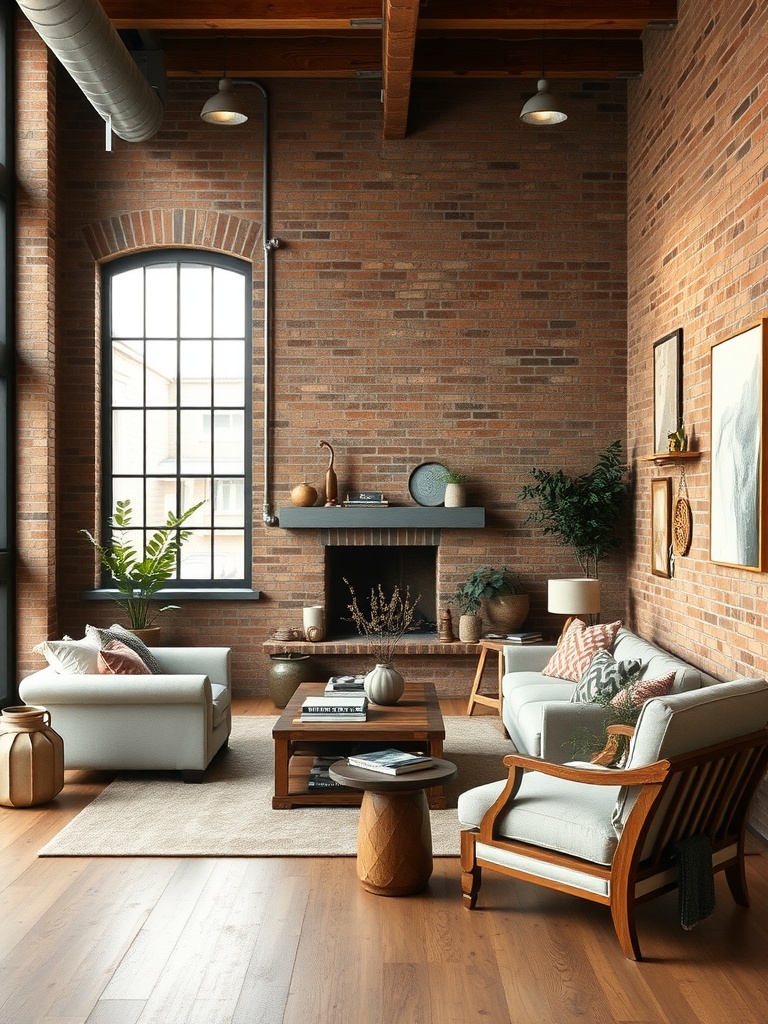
[307,756,348,790]
[347,748,434,775]
[300,694,368,722]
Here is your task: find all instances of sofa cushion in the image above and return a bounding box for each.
[33,634,102,675]
[502,674,576,755]
[459,771,621,866]
[97,639,151,675]
[543,619,622,682]
[571,650,643,702]
[86,624,163,674]
[610,670,675,709]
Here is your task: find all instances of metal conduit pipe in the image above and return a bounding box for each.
[15,0,163,142]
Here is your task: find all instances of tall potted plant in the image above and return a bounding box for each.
[81,498,204,640]
[519,441,628,579]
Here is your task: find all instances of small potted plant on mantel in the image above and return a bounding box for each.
[454,565,530,642]
[81,498,204,643]
[440,469,467,508]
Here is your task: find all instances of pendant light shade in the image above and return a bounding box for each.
[200,79,248,125]
[520,79,567,125]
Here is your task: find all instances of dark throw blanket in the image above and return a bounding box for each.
[671,834,716,930]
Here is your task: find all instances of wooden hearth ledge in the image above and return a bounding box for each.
[262,638,479,656]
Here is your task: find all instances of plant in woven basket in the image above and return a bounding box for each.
[344,578,420,665]
[519,440,628,578]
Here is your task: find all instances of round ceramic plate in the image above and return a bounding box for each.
[408,462,448,506]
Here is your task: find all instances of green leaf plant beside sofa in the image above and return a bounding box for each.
[20,628,232,782]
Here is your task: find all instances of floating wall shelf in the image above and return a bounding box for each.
[638,451,705,467]
[278,506,485,529]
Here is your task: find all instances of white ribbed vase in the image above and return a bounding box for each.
[363,663,405,706]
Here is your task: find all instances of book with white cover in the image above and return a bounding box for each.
[347,748,433,775]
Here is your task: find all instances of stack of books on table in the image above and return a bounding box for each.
[347,748,434,775]
[300,694,368,722]
[485,631,544,644]
[324,675,366,693]
[307,755,347,790]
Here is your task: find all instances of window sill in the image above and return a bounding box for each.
[82,588,261,602]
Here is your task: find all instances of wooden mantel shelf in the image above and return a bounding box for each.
[263,638,480,656]
[638,451,705,466]
[277,506,485,529]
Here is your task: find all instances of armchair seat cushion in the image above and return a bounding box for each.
[459,771,621,866]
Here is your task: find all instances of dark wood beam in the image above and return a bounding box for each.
[414,37,644,78]
[383,0,420,140]
[417,1,678,30]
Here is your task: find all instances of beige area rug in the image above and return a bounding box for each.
[39,715,511,858]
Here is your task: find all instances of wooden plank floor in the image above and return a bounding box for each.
[1,698,768,1024]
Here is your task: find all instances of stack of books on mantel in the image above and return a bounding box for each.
[485,630,544,644]
[300,694,368,722]
[347,748,434,775]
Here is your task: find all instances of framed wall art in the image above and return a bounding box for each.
[651,477,672,577]
[710,319,767,570]
[653,329,683,454]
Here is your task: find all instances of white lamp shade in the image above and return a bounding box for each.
[200,79,248,125]
[547,578,601,616]
[520,79,567,125]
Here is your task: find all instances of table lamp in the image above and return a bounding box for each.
[547,578,601,638]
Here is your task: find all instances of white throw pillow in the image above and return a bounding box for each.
[33,633,102,674]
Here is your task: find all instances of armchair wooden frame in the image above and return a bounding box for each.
[461,728,768,960]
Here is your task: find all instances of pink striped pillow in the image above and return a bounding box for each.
[611,671,676,709]
[543,618,622,682]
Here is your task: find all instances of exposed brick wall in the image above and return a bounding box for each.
[16,48,628,698]
[627,0,768,835]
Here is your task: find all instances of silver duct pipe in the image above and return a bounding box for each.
[15,0,163,142]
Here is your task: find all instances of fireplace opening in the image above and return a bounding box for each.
[325,545,437,640]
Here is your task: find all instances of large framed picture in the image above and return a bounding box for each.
[710,319,767,570]
[653,329,683,453]
[651,477,672,577]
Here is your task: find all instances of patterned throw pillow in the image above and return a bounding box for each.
[33,634,102,674]
[610,671,676,709]
[97,639,151,675]
[86,623,162,674]
[570,650,643,702]
[542,618,622,683]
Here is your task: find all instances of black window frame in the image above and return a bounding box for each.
[100,249,254,592]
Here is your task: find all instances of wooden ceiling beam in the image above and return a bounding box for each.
[383,0,420,140]
[417,1,678,31]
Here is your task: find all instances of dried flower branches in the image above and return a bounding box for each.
[344,578,420,665]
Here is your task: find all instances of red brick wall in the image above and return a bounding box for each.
[627,0,768,834]
[16,32,629,698]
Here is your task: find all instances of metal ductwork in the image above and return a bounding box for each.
[16,0,164,142]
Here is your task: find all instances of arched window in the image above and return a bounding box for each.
[102,250,252,588]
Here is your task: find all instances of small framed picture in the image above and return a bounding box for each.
[710,319,767,570]
[653,329,683,453]
[651,477,672,577]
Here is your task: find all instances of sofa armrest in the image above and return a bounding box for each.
[150,647,231,690]
[539,700,614,764]
[503,644,557,674]
[19,671,213,706]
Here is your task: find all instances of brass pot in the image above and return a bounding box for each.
[483,593,530,632]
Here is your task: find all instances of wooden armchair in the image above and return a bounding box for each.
[458,678,768,960]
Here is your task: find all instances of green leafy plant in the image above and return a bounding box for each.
[81,498,205,629]
[344,579,420,664]
[441,469,466,485]
[519,440,628,578]
[568,675,645,764]
[453,565,523,615]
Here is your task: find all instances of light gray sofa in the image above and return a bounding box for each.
[502,627,722,764]
[19,647,232,782]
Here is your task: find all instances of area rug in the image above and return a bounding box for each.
[39,715,511,858]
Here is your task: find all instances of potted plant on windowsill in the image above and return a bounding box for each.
[454,566,529,640]
[81,498,204,642]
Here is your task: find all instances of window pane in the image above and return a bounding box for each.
[112,339,143,406]
[215,531,244,580]
[146,478,177,524]
[180,409,211,472]
[145,265,177,337]
[111,267,144,337]
[180,265,212,338]
[213,411,244,473]
[179,531,211,579]
[214,478,244,526]
[112,411,144,473]
[111,478,144,522]
[213,338,245,405]
[181,478,211,524]
[145,410,177,474]
[180,338,211,406]
[213,267,245,338]
[146,339,177,406]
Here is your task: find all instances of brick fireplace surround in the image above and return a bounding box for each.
[14,1,768,835]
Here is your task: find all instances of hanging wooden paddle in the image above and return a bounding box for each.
[672,465,692,556]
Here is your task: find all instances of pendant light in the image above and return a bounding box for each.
[520,32,567,125]
[200,78,248,125]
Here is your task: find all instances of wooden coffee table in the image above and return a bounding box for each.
[272,681,447,809]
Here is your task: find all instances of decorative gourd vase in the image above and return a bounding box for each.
[444,483,466,508]
[268,653,315,709]
[364,663,405,706]
[0,705,65,807]
[483,594,530,633]
[458,613,482,643]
